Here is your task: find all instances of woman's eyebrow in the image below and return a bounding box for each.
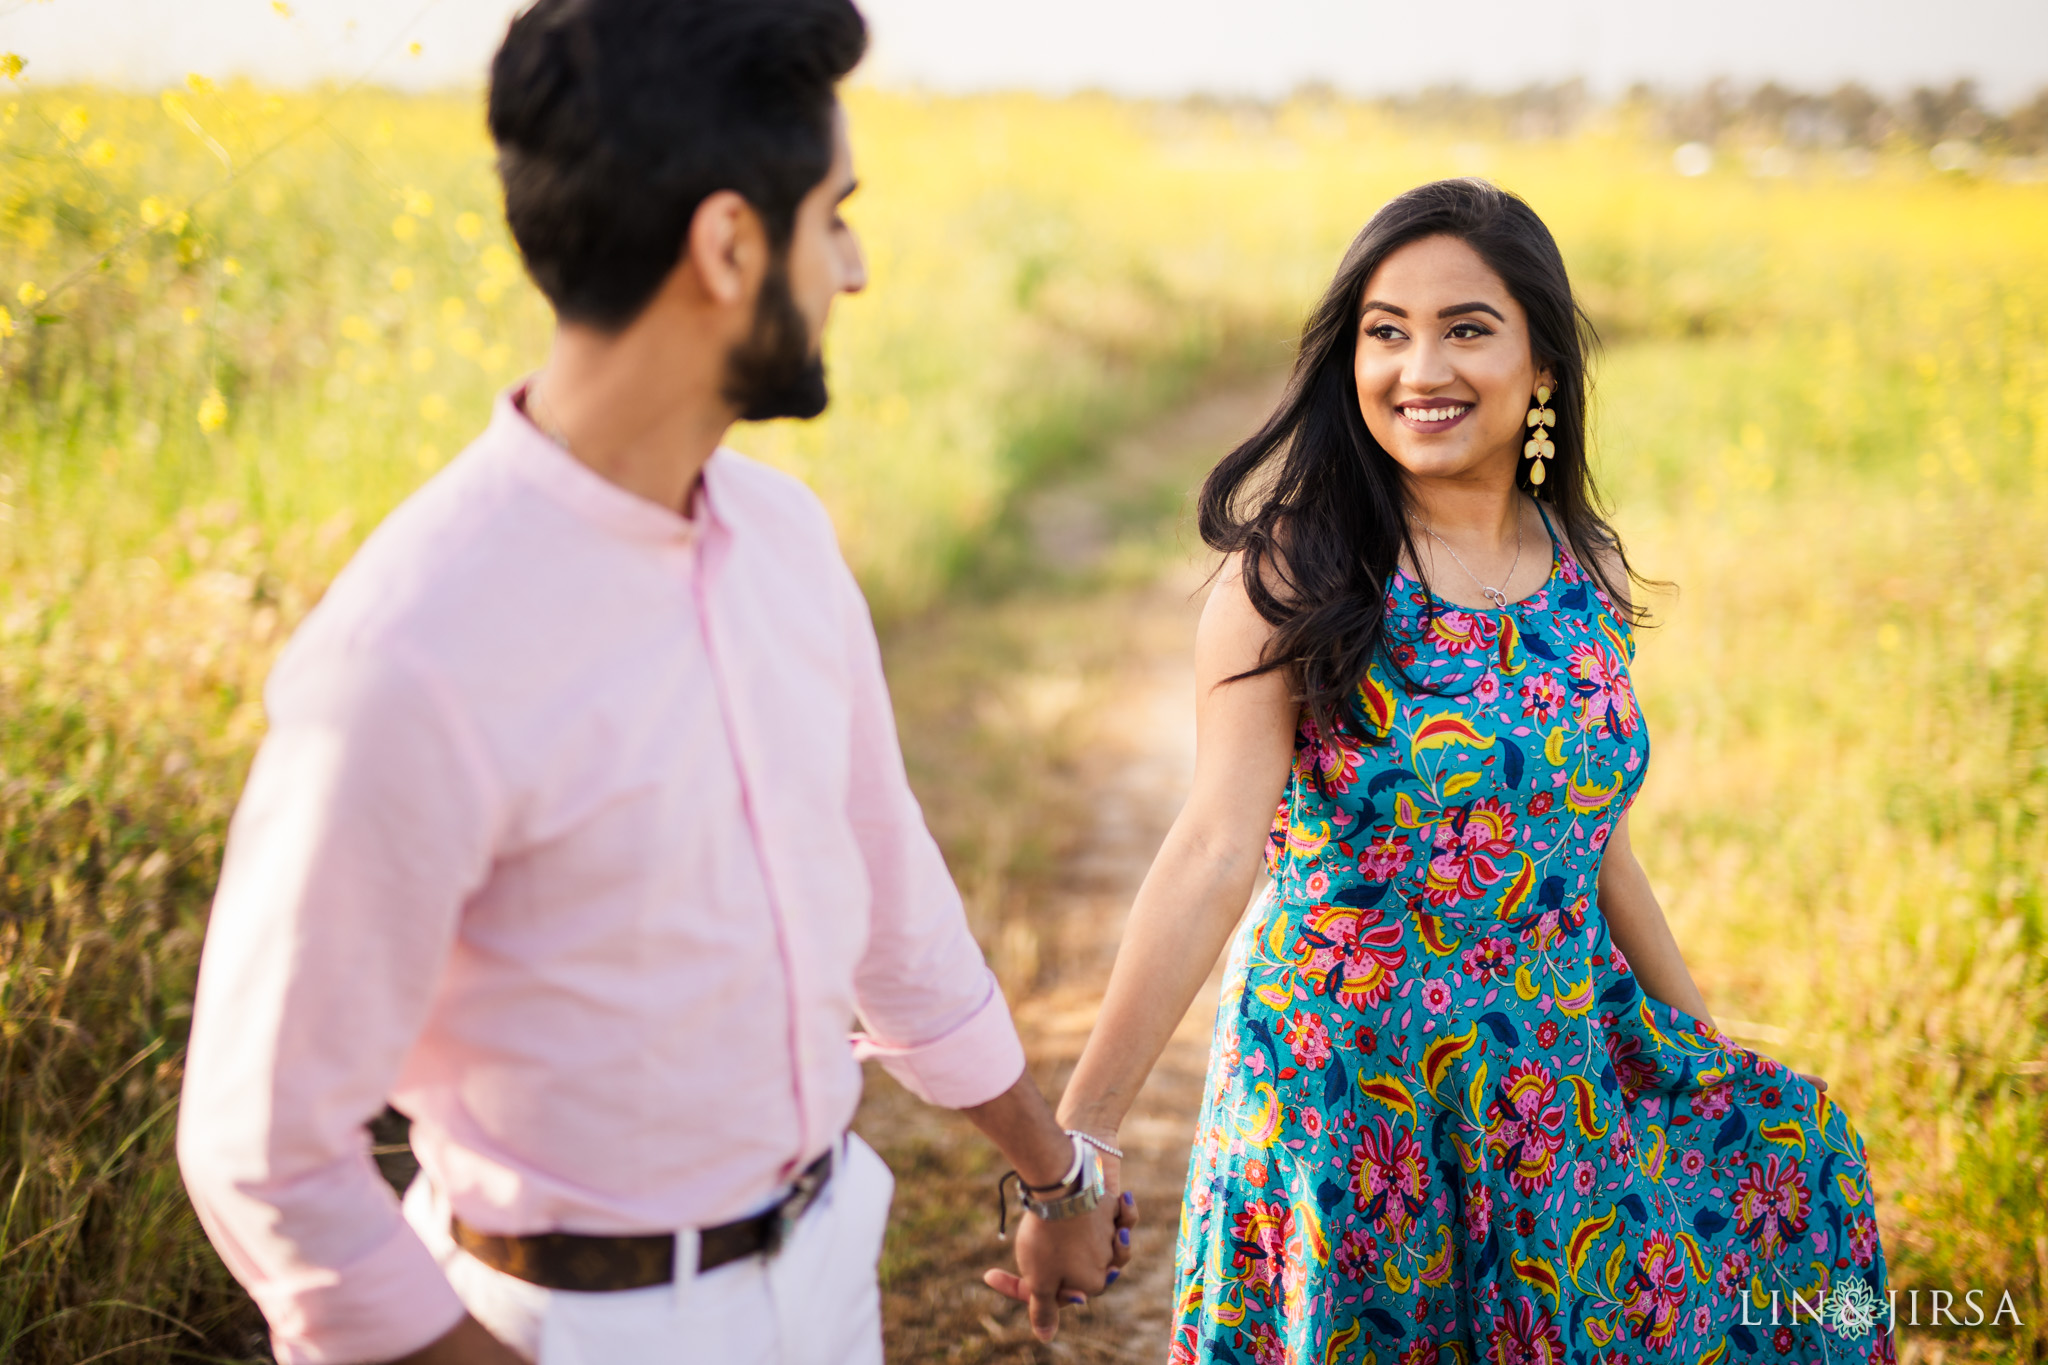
[1359,300,1408,317]
[1438,301,1506,321]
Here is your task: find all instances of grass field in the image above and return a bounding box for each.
[1,72,2045,1362]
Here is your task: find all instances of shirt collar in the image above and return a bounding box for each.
[487,381,718,546]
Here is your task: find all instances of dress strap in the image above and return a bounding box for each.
[1533,497,1559,546]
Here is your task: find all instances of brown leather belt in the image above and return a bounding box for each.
[451,1147,835,1292]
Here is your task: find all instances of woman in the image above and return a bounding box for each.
[1056,180,1893,1364]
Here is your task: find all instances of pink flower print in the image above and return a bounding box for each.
[1605,1031,1660,1104]
[1284,1010,1333,1071]
[1335,1227,1380,1278]
[1566,640,1639,738]
[1228,1199,1293,1293]
[1773,1325,1795,1355]
[1485,1060,1569,1195]
[1485,1297,1567,1365]
[1849,1213,1880,1267]
[1247,1321,1286,1365]
[1681,1149,1707,1177]
[1693,1304,1713,1336]
[1471,671,1502,705]
[1465,1183,1493,1241]
[1519,671,1569,724]
[1304,869,1331,899]
[1607,1120,1637,1168]
[1425,799,1519,907]
[1299,902,1407,1010]
[1421,977,1454,1015]
[1620,1229,1689,1354]
[1349,1116,1430,1238]
[1535,1019,1560,1049]
[1572,1161,1596,1196]
[1301,1107,1323,1139]
[1428,609,1498,656]
[1360,836,1413,882]
[1691,1083,1733,1120]
[1733,1155,1812,1260]
[1460,935,1516,981]
[1716,1248,1752,1297]
[1297,711,1367,793]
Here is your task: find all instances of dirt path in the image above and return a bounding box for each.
[861,374,1284,1362]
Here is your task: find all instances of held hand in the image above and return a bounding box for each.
[1796,1070,1829,1093]
[982,1154,1139,1342]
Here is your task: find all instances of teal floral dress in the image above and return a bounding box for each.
[1170,519,1892,1365]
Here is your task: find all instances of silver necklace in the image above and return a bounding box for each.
[1418,510,1523,610]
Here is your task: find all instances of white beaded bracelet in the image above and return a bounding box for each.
[1066,1129,1125,1161]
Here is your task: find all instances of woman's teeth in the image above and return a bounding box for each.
[1405,404,1470,423]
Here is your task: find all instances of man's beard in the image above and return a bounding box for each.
[721,258,828,422]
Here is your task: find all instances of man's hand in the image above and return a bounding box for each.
[387,1314,526,1365]
[982,1153,1139,1342]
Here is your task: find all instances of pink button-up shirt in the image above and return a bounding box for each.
[176,390,1025,1364]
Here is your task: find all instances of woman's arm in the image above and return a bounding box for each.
[1596,812,1714,1026]
[1056,556,1301,1141]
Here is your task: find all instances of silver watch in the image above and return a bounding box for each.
[1016,1142,1104,1222]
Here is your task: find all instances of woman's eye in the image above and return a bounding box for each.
[1448,322,1493,339]
[1366,323,1405,341]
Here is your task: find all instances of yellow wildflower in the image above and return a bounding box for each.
[17,282,46,307]
[420,393,450,422]
[392,214,418,242]
[0,306,13,338]
[222,257,243,278]
[389,266,416,292]
[182,305,201,325]
[408,41,424,58]
[340,315,374,342]
[0,54,25,81]
[58,105,89,141]
[455,211,483,242]
[196,387,228,433]
[404,188,434,218]
[186,73,214,95]
[271,0,293,14]
[139,196,168,227]
[439,296,467,324]
[82,137,116,168]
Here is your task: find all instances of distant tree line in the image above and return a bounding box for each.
[1268,78,2048,153]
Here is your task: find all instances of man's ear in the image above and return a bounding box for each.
[682,190,764,309]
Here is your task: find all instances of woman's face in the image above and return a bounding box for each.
[1352,233,1550,487]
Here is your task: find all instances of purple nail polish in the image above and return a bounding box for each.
[1122,1191,1134,1206]
[1119,1228,1130,1246]
[1107,1269,1120,1283]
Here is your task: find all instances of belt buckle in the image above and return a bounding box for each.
[763,1148,834,1258]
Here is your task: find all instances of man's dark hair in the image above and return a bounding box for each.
[488,0,867,330]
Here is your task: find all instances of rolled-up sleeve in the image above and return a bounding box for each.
[838,576,1026,1110]
[176,644,498,1364]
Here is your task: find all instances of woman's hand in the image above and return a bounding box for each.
[982,1152,1138,1341]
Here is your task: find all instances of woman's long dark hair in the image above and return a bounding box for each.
[1198,177,1646,745]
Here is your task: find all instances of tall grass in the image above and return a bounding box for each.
[1,74,2044,1361]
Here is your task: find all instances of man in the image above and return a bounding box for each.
[175,3,1131,1361]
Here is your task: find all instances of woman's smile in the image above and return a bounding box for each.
[1395,400,1474,431]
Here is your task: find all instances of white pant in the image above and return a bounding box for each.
[403,1135,894,1365]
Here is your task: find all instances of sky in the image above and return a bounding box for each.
[4,0,2046,107]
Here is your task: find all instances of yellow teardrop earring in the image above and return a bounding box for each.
[1523,385,1557,489]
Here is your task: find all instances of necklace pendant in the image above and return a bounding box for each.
[1482,586,1509,609]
